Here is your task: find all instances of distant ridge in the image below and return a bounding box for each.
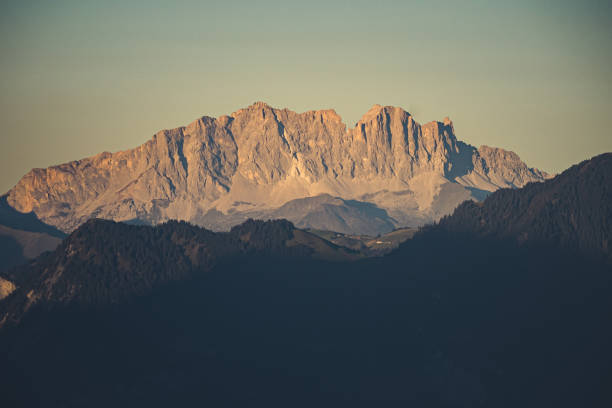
[5,102,549,234]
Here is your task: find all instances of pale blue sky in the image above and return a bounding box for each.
[1,0,611,193]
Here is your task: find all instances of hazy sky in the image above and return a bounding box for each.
[1,0,611,193]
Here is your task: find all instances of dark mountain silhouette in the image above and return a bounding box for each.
[0,153,611,407]
[0,218,358,320]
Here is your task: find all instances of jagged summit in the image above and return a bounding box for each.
[5,103,550,234]
[250,101,272,108]
[233,102,345,126]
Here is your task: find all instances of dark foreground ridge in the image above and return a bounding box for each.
[0,153,611,407]
[427,152,612,262]
[0,218,358,325]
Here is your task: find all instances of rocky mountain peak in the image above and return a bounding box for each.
[356,104,412,125]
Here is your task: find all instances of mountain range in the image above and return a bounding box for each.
[4,102,549,235]
[1,152,608,322]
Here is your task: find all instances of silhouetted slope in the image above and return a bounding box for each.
[0,218,357,326]
[0,233,27,270]
[428,153,612,260]
[1,236,611,407]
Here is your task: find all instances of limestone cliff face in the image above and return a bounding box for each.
[6,102,550,234]
[472,145,549,188]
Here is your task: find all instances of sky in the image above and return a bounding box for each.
[1,0,611,193]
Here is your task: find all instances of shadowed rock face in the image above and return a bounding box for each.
[5,103,549,234]
[0,196,65,270]
[0,226,63,271]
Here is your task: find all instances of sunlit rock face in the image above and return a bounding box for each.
[0,277,16,300]
[6,102,549,234]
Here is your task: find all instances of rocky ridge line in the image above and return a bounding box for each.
[6,102,550,234]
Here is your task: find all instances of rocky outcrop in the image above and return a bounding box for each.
[5,102,550,234]
[0,277,16,300]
